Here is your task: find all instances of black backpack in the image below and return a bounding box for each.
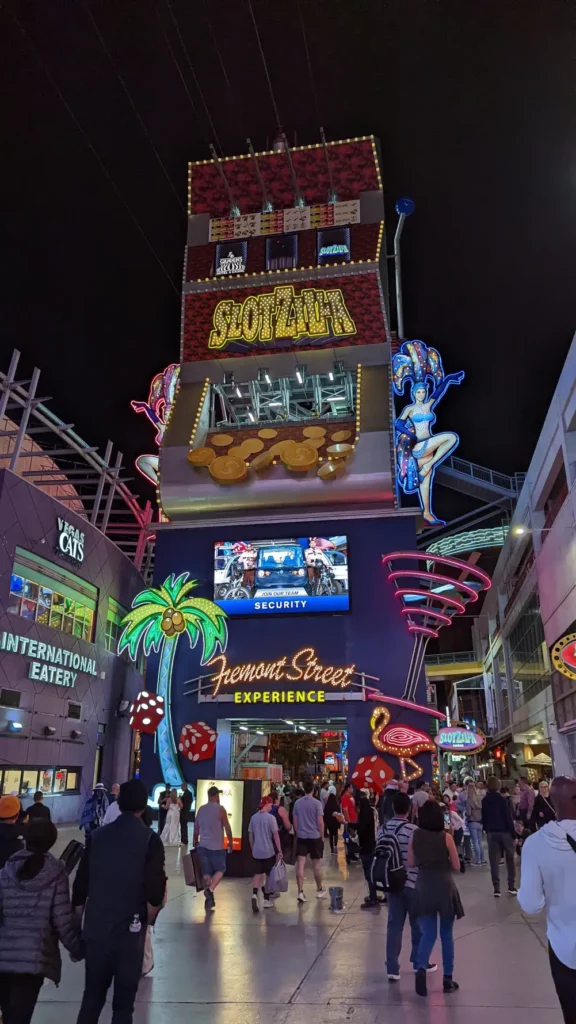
[371,822,408,893]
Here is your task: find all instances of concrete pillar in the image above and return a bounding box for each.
[215,719,232,777]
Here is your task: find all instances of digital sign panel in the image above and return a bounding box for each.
[214,537,349,616]
[215,240,247,276]
[317,226,351,266]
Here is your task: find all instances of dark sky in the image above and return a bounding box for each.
[1,0,575,508]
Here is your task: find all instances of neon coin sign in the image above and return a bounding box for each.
[434,723,486,754]
[551,632,576,681]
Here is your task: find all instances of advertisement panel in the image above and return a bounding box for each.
[195,779,244,850]
[182,272,386,361]
[214,537,349,616]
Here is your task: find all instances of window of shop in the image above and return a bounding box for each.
[508,595,551,709]
[105,598,127,653]
[0,689,21,709]
[7,548,97,642]
[67,702,82,720]
[0,766,81,798]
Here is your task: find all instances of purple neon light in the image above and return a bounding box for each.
[409,624,439,638]
[388,569,481,603]
[382,551,491,590]
[391,588,466,615]
[401,607,452,626]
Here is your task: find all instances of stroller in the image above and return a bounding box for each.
[344,824,360,864]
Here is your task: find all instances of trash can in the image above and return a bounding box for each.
[329,885,344,913]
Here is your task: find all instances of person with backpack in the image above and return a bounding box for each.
[0,819,82,1024]
[381,791,433,981]
[408,799,464,997]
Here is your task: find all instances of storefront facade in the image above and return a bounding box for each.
[479,332,576,777]
[0,468,145,821]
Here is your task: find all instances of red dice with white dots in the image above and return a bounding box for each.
[178,722,217,762]
[129,691,165,734]
[351,755,392,794]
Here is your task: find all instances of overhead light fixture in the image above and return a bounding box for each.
[248,411,255,422]
[296,369,303,384]
[239,725,248,731]
[512,525,526,536]
[256,729,264,735]
[298,725,306,731]
[284,720,294,726]
[311,730,317,735]
[235,387,242,398]
[43,726,56,736]
[9,722,23,732]
[269,401,282,407]
[71,729,82,740]
[328,371,334,381]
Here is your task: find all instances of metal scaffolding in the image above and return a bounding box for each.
[0,349,154,576]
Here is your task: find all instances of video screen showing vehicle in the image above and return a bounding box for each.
[213,537,349,616]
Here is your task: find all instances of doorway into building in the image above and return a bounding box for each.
[228,716,348,782]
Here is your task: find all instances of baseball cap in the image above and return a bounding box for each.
[207,786,222,798]
[0,795,21,820]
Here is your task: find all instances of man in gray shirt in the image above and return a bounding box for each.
[193,786,233,910]
[293,781,327,902]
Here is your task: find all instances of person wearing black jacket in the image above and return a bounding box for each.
[73,779,166,1024]
[530,780,556,831]
[180,782,193,846]
[481,776,517,897]
[356,794,379,909]
[26,791,51,822]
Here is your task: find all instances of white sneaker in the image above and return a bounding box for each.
[262,899,274,908]
[316,889,328,899]
[297,891,307,903]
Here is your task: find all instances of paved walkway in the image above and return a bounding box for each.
[38,828,562,1024]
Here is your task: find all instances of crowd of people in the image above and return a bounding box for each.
[0,769,574,1024]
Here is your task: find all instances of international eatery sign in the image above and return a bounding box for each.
[434,723,486,754]
[0,630,97,688]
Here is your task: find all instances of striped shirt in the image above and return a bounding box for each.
[384,816,417,889]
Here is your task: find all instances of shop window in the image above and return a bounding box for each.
[508,595,551,709]
[0,766,81,796]
[105,598,128,654]
[0,689,21,709]
[67,702,82,720]
[8,548,97,643]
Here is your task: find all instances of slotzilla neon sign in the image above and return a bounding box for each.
[206,646,355,696]
[319,244,349,257]
[208,284,356,350]
[434,724,486,753]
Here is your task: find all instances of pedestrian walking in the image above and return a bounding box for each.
[518,776,576,1024]
[408,799,464,997]
[193,785,233,910]
[357,793,379,909]
[530,780,556,831]
[0,819,82,1024]
[323,793,342,853]
[180,782,193,846]
[518,776,535,825]
[73,780,166,1024]
[465,782,485,865]
[25,790,51,823]
[293,780,327,902]
[249,796,283,912]
[0,797,24,869]
[385,791,432,980]
[481,776,517,897]
[80,784,109,836]
[410,779,429,823]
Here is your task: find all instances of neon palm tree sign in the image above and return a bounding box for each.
[118,574,228,785]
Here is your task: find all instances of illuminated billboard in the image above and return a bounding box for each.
[182,271,387,360]
[214,537,349,616]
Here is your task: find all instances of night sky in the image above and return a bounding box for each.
[1,0,574,511]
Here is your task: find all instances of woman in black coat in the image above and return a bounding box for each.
[530,780,556,830]
[323,793,342,853]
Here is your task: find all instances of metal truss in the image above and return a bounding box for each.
[0,350,154,575]
[211,362,356,428]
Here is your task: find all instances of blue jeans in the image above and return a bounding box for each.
[386,888,421,975]
[468,821,484,864]
[416,914,454,975]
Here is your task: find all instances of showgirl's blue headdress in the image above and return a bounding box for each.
[392,341,445,397]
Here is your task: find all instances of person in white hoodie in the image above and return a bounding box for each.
[517,776,576,1023]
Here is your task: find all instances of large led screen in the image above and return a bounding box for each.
[214,537,349,616]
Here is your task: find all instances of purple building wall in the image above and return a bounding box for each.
[0,470,145,822]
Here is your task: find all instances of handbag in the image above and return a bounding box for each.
[268,859,288,893]
[182,849,204,891]
[60,839,85,875]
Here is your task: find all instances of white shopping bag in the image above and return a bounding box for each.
[268,859,288,893]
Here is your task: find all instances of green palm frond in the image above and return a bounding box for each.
[118,606,165,660]
[132,587,170,610]
[180,597,228,664]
